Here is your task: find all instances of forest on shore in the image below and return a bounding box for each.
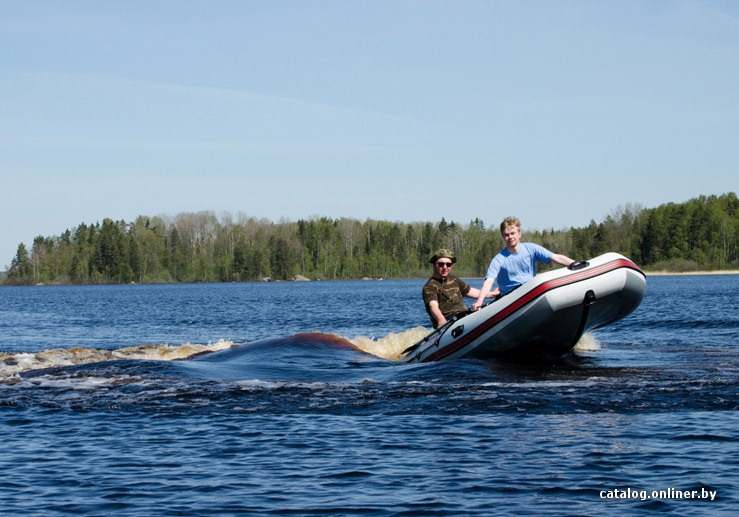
[3,193,738,285]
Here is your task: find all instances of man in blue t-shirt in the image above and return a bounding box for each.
[472,216,574,311]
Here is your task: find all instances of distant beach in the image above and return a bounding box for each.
[645,270,739,276]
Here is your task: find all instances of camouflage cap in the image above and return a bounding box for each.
[429,248,456,264]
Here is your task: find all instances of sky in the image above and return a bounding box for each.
[1,1,738,267]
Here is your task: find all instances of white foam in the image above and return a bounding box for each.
[350,326,431,361]
[574,332,601,352]
[236,380,329,391]
[0,339,235,383]
[18,375,144,390]
[112,339,233,360]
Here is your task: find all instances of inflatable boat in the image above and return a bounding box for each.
[403,252,646,362]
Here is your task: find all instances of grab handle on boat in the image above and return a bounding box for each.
[568,260,589,271]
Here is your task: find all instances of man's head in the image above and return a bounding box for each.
[499,216,521,251]
[429,248,456,279]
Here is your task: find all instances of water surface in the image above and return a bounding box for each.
[1,276,737,515]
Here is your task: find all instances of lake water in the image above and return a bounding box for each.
[1,276,737,515]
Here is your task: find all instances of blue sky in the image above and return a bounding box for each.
[2,1,738,267]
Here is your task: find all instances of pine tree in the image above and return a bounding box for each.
[8,243,32,283]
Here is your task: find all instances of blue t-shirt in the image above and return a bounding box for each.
[485,243,553,295]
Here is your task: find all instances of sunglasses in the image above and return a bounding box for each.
[435,261,453,268]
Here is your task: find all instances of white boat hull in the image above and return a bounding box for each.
[404,253,646,362]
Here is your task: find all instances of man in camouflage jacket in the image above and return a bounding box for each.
[422,248,498,328]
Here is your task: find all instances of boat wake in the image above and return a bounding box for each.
[0,328,602,385]
[0,340,234,384]
[349,327,430,360]
[0,328,735,415]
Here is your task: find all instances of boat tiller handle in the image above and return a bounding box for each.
[568,260,589,271]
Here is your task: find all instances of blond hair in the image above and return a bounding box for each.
[499,216,521,234]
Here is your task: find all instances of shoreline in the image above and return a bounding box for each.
[3,269,739,287]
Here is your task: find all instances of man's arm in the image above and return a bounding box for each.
[551,253,574,266]
[428,300,447,328]
[472,277,496,311]
[466,287,500,299]
[473,256,501,311]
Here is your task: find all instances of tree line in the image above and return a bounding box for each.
[4,193,738,285]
